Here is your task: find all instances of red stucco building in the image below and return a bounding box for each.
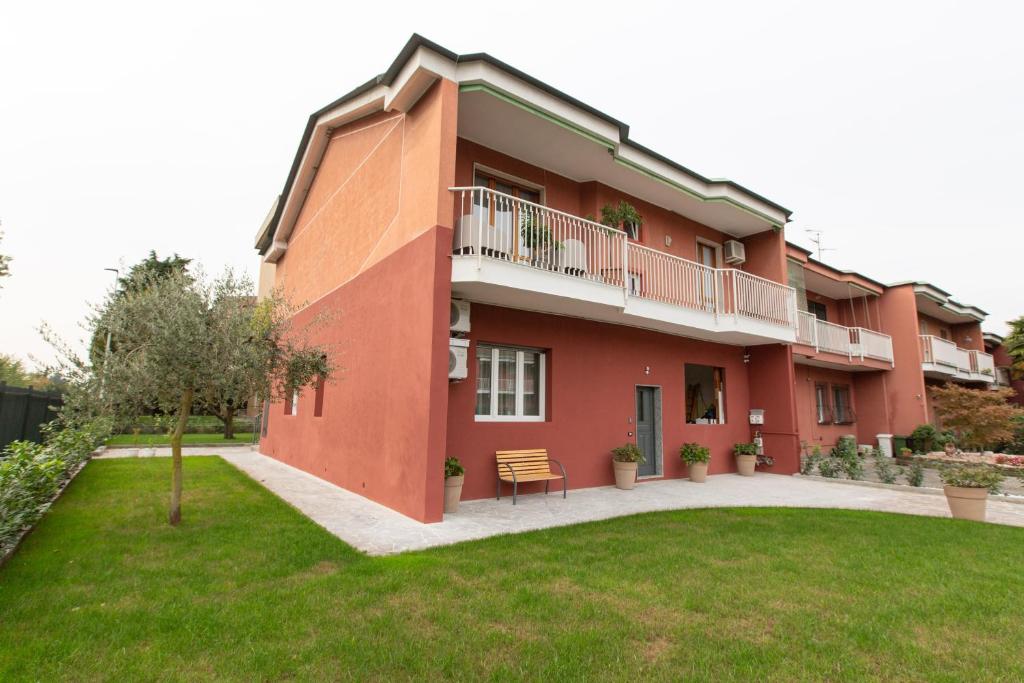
[253,35,1007,523]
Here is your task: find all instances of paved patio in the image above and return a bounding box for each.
[205,451,1024,555]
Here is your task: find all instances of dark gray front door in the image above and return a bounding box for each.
[636,387,657,476]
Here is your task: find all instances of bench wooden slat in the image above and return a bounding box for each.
[495,448,567,503]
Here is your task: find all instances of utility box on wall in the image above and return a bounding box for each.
[748,409,765,425]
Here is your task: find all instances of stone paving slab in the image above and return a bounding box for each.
[213,451,1024,556]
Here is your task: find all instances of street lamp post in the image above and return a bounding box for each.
[100,268,119,397]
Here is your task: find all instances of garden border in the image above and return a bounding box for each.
[0,446,105,568]
[794,473,1024,505]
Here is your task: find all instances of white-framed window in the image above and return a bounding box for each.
[290,389,299,416]
[475,344,546,421]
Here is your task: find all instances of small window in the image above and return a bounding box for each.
[475,344,546,421]
[939,329,950,341]
[287,389,298,416]
[815,383,831,424]
[628,272,643,296]
[623,219,640,241]
[807,301,827,322]
[685,364,725,424]
[918,318,929,335]
[313,378,325,417]
[832,385,854,424]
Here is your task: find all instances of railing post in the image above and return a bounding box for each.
[732,271,739,323]
[475,189,483,270]
[622,237,630,301]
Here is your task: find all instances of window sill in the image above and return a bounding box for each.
[475,416,546,423]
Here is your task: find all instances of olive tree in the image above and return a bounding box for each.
[99,268,330,525]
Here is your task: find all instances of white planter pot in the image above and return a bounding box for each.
[613,461,638,490]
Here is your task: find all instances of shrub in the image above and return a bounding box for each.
[817,458,842,478]
[940,464,1004,493]
[903,461,925,487]
[910,424,943,453]
[929,385,1022,451]
[899,447,913,457]
[444,456,464,478]
[874,455,898,485]
[611,443,645,463]
[733,442,758,456]
[1,419,110,555]
[842,455,865,480]
[800,449,821,476]
[994,455,1024,468]
[679,443,710,464]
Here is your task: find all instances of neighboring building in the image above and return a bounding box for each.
[785,244,894,452]
[985,332,1023,406]
[253,35,1008,523]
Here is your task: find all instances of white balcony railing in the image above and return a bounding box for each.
[796,311,894,364]
[971,350,995,378]
[920,335,960,367]
[920,336,995,382]
[851,328,895,363]
[451,187,798,330]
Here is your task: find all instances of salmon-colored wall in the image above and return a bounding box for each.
[852,371,892,443]
[277,80,458,306]
[262,78,459,523]
[951,322,983,352]
[917,313,952,341]
[445,305,794,501]
[453,139,768,274]
[747,344,800,471]
[261,228,453,522]
[793,365,860,450]
[879,285,929,434]
[804,290,882,331]
[741,229,787,283]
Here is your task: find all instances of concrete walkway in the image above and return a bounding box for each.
[208,451,1024,555]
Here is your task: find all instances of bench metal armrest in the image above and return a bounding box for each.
[547,458,567,479]
[498,462,517,483]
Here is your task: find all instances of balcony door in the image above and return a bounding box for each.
[696,240,719,311]
[474,171,542,262]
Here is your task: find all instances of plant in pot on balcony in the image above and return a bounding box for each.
[599,201,643,238]
[444,456,465,514]
[611,443,645,490]
[520,213,562,264]
[939,463,1004,521]
[680,442,711,483]
[733,442,758,476]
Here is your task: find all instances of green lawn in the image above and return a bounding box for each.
[1,458,1022,681]
[105,432,254,446]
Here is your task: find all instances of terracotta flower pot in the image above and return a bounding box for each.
[688,462,708,483]
[613,460,638,490]
[736,454,756,476]
[944,485,988,521]
[444,475,464,513]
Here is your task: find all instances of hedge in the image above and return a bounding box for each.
[0,419,111,558]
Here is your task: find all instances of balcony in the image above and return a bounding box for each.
[449,187,798,346]
[795,311,894,365]
[919,335,995,383]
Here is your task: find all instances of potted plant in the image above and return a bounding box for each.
[899,446,913,457]
[733,442,758,476]
[679,443,710,483]
[600,201,643,239]
[611,443,645,490]
[444,456,465,513]
[940,464,1004,521]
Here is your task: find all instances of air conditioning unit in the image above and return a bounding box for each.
[723,240,746,265]
[449,338,469,380]
[450,299,471,333]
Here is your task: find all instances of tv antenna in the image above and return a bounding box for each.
[804,229,836,261]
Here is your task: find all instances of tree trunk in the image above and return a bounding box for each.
[223,403,235,440]
[169,387,194,526]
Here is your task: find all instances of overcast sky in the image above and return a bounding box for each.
[2,0,1021,368]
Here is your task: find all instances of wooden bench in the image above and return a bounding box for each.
[495,449,567,505]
